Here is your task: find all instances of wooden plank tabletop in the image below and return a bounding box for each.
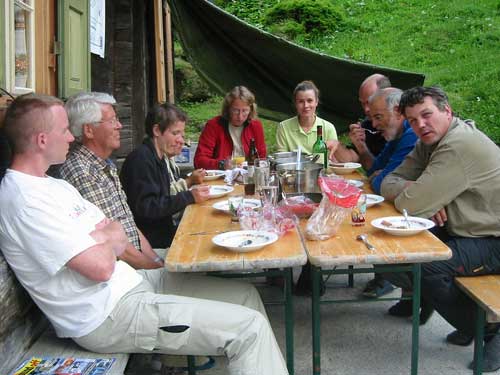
[455,275,500,323]
[166,183,307,272]
[302,172,452,268]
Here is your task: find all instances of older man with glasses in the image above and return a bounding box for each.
[58,92,163,270]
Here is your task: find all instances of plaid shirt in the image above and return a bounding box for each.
[59,143,141,250]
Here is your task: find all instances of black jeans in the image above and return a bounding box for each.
[420,229,500,336]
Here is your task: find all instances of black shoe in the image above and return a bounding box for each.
[468,333,500,372]
[362,278,395,298]
[446,330,473,346]
[388,300,413,317]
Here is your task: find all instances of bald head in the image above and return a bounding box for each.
[359,74,391,118]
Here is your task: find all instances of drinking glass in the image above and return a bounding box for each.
[254,158,269,194]
[228,195,244,222]
[232,150,245,168]
[260,172,279,207]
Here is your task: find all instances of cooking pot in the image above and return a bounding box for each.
[276,162,323,193]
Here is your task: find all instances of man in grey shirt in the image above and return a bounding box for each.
[381,86,500,372]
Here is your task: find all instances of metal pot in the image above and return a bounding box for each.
[276,162,323,193]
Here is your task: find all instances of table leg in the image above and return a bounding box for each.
[410,264,421,375]
[348,265,354,288]
[187,355,196,375]
[473,305,486,375]
[284,268,294,375]
[312,265,321,375]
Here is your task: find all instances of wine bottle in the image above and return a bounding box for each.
[244,138,257,195]
[312,125,328,169]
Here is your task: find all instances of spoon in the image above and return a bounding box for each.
[238,239,253,247]
[356,234,376,251]
[402,209,411,229]
[364,128,380,135]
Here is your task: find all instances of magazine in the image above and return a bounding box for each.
[11,356,116,375]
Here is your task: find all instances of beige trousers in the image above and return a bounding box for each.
[74,269,288,375]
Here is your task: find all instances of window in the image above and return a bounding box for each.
[2,0,36,94]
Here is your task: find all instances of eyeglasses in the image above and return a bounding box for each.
[230,108,251,116]
[96,117,120,126]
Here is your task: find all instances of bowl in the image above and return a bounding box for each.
[208,185,234,199]
[371,216,435,236]
[327,162,362,175]
[212,230,279,252]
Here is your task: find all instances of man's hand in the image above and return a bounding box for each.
[431,208,447,227]
[326,140,340,162]
[187,168,206,187]
[191,184,210,203]
[90,219,128,257]
[349,122,367,152]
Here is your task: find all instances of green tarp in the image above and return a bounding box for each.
[168,0,425,132]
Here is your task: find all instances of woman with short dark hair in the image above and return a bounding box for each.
[121,103,209,248]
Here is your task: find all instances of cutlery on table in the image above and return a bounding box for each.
[356,234,376,251]
[402,209,411,229]
[189,230,227,236]
[238,239,253,247]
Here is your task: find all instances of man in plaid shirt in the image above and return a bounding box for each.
[59,92,162,269]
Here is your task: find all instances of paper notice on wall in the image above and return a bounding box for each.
[90,0,106,58]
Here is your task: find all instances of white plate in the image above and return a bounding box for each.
[203,170,226,181]
[208,185,234,199]
[365,194,384,208]
[187,170,225,181]
[212,198,262,213]
[212,230,279,252]
[328,162,362,175]
[371,216,435,236]
[347,179,364,188]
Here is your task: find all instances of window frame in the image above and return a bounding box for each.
[3,0,36,95]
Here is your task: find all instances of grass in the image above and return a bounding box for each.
[180,0,500,144]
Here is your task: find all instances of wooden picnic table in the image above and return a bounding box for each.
[302,172,453,375]
[166,182,307,375]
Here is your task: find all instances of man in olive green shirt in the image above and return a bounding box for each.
[381,86,500,372]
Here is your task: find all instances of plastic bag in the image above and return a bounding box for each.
[305,175,361,240]
[239,205,297,236]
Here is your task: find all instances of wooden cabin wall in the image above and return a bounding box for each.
[91,0,151,160]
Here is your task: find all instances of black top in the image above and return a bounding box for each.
[361,118,386,157]
[120,138,195,248]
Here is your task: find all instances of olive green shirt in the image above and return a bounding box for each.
[276,116,337,165]
[381,117,500,237]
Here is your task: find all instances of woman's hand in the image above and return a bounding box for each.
[186,168,206,187]
[191,184,210,203]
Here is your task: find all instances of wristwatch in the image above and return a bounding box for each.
[218,159,225,170]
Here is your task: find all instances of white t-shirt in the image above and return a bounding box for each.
[228,124,244,156]
[0,170,142,338]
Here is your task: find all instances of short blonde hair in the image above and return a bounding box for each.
[4,94,63,153]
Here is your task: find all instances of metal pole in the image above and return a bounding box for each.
[410,264,421,375]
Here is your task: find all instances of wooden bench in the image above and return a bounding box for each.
[455,275,500,375]
[0,250,205,375]
[0,251,130,374]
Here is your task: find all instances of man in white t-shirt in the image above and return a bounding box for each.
[0,94,288,375]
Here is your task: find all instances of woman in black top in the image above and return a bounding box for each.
[120,103,209,248]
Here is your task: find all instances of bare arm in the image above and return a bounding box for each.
[66,220,128,281]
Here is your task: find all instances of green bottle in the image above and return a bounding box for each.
[312,125,328,169]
